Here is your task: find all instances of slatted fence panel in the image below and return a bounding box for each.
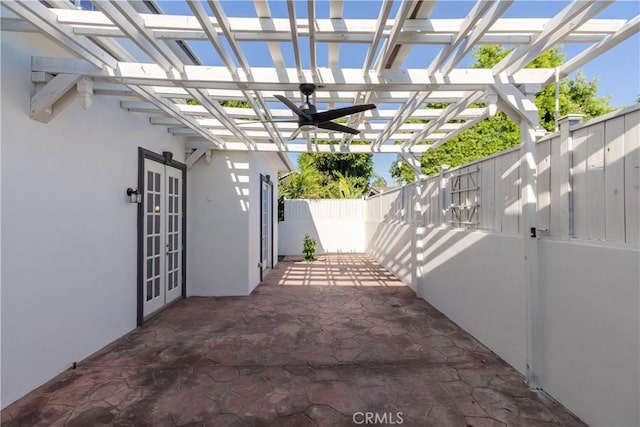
[365,107,638,244]
[624,110,640,243]
[537,138,552,232]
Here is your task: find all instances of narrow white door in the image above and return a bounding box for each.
[165,166,182,304]
[143,159,182,317]
[261,179,273,277]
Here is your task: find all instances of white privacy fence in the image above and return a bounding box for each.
[364,106,639,427]
[278,199,366,255]
[371,107,640,241]
[367,146,525,233]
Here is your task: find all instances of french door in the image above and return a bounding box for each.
[143,159,183,317]
[260,175,273,279]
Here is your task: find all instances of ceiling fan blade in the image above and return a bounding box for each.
[313,104,376,123]
[274,95,311,120]
[288,127,303,140]
[317,121,360,135]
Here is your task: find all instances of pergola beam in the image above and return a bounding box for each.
[491,83,541,129]
[135,104,487,120]
[194,0,285,149]
[253,1,285,68]
[428,0,495,74]
[175,128,448,142]
[493,0,613,76]
[439,0,513,75]
[342,0,394,148]
[374,0,414,75]
[36,9,629,41]
[362,0,395,74]
[371,90,432,148]
[403,90,484,148]
[547,15,640,85]
[328,0,344,70]
[31,57,555,89]
[3,1,117,69]
[162,120,464,134]
[185,141,442,153]
[387,1,437,68]
[95,0,255,149]
[286,0,303,78]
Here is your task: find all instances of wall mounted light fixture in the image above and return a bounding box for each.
[126,188,142,203]
[162,151,173,163]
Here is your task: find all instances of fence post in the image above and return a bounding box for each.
[439,165,449,226]
[558,114,584,240]
[413,181,426,298]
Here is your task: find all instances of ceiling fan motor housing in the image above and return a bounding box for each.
[299,83,317,97]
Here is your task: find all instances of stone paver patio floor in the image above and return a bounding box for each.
[2,254,584,426]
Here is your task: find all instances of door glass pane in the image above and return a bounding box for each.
[146,282,152,301]
[147,171,154,191]
[154,277,160,297]
[154,173,160,192]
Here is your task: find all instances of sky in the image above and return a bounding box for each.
[157,0,640,185]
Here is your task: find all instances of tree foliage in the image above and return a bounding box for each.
[390,45,616,179]
[370,173,388,188]
[279,141,375,199]
[389,160,417,185]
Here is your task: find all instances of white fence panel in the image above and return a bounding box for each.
[625,109,640,243]
[279,199,367,255]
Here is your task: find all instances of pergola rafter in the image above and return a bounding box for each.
[1,0,636,154]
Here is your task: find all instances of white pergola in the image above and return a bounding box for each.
[2,0,638,168]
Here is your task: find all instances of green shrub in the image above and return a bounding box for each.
[302,234,316,262]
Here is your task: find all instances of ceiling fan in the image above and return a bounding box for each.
[274,83,376,140]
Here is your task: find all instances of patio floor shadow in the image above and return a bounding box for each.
[1,254,584,426]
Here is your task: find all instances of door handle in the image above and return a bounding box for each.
[166,243,170,254]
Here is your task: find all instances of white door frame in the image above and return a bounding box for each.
[260,174,274,281]
[137,149,186,325]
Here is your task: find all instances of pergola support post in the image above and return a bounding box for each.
[520,116,541,390]
[413,179,426,299]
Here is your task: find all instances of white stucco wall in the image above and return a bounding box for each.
[1,33,185,408]
[187,152,250,296]
[365,221,415,289]
[247,153,280,292]
[187,151,281,296]
[366,222,527,373]
[538,239,639,427]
